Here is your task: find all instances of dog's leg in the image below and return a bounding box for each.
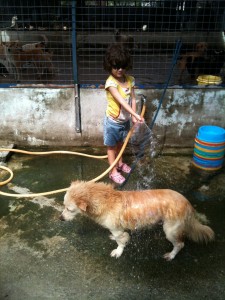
[12,64,20,81]
[163,221,184,261]
[178,58,186,83]
[178,69,184,83]
[109,230,130,258]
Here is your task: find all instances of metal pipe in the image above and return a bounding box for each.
[72,1,81,133]
[74,83,81,133]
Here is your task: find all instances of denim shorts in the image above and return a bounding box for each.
[103,116,130,147]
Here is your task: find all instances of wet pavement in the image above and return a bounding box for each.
[0,148,225,300]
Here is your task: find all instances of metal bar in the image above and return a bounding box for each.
[72,1,81,133]
[72,0,78,83]
[74,83,81,133]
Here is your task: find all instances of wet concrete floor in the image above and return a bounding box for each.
[0,149,225,300]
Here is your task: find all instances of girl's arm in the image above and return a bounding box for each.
[107,86,143,122]
[131,88,145,123]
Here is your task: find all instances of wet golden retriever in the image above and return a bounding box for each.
[60,181,214,261]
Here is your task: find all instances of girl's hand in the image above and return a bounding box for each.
[132,114,144,124]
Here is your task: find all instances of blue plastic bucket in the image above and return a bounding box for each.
[193,125,225,171]
[198,125,225,142]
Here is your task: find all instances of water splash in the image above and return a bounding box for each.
[129,122,160,189]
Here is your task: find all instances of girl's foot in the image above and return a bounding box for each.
[109,172,125,184]
[117,163,131,174]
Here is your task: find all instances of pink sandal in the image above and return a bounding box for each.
[109,172,125,184]
[117,163,131,174]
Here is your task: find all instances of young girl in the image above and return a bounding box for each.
[103,43,144,184]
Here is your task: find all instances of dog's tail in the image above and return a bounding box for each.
[185,212,215,243]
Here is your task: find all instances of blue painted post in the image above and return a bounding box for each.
[72,0,81,133]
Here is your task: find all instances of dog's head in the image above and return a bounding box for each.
[2,41,20,54]
[59,180,114,222]
[196,42,208,53]
[60,192,83,221]
[59,181,88,221]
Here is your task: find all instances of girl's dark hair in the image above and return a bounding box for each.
[103,43,132,72]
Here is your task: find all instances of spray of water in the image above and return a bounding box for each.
[129,122,160,189]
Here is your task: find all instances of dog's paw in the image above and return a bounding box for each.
[109,234,116,241]
[110,248,123,258]
[163,252,174,261]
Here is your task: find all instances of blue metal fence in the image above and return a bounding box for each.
[0,0,224,87]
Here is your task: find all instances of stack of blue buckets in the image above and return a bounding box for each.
[193,125,225,171]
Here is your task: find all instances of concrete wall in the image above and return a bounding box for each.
[0,87,225,150]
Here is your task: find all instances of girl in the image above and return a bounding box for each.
[103,43,144,184]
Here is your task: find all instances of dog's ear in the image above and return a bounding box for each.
[77,201,87,212]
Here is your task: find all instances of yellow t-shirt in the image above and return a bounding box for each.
[105,75,135,122]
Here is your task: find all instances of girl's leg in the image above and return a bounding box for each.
[110,142,126,170]
[116,142,131,174]
[116,142,123,167]
[107,146,118,175]
[107,145,125,184]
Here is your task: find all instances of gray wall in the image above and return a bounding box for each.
[0,87,225,150]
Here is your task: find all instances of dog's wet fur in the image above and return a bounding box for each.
[60,181,214,261]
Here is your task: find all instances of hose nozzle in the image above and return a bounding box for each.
[140,94,147,104]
